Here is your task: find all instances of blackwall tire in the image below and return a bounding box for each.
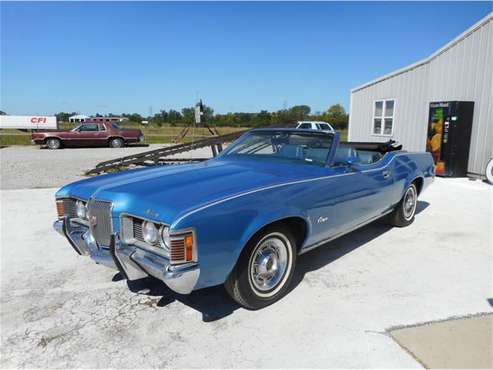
[486,158,493,185]
[46,138,61,150]
[225,225,297,310]
[109,138,124,148]
[388,183,418,227]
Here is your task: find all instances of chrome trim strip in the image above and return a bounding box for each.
[120,212,169,226]
[56,195,88,202]
[72,218,89,226]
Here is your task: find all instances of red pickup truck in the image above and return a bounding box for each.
[32,122,144,149]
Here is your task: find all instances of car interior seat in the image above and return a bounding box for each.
[279,144,304,159]
[334,146,359,165]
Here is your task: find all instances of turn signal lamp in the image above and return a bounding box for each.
[56,200,65,219]
[185,234,194,261]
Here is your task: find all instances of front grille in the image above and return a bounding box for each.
[87,199,112,246]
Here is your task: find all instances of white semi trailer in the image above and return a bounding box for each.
[0,115,57,130]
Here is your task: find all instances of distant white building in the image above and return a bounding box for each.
[69,114,90,123]
[348,13,492,178]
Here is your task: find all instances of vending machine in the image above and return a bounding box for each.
[426,101,474,177]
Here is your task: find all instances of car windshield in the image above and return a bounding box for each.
[220,130,334,166]
[112,122,121,130]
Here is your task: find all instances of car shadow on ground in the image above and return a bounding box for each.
[124,201,430,322]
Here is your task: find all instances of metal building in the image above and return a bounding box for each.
[348,12,492,178]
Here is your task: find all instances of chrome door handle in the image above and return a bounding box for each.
[382,170,391,178]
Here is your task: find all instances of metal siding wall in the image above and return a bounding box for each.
[349,18,492,176]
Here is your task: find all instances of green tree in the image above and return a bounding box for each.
[127,113,143,123]
[167,109,182,125]
[181,107,195,123]
[203,105,214,122]
[324,104,348,130]
[289,105,311,121]
[55,112,71,122]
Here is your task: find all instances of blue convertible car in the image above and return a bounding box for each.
[54,129,434,309]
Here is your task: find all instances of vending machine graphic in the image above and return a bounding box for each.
[426,101,474,177]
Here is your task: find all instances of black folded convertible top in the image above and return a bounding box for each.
[339,140,403,153]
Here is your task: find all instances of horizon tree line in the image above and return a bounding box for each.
[54,103,348,129]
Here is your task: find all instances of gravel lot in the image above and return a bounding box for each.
[0,145,214,190]
[1,177,491,368]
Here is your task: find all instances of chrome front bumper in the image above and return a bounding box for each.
[54,218,200,294]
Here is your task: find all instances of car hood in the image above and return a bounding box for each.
[56,158,324,224]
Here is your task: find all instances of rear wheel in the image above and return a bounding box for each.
[388,183,418,227]
[225,225,297,309]
[109,138,124,148]
[46,138,61,150]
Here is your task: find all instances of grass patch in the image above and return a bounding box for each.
[0,134,32,146]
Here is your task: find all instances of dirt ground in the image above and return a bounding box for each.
[0,145,213,189]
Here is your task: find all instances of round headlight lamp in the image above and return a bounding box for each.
[142,221,159,245]
[159,225,170,252]
[75,200,87,220]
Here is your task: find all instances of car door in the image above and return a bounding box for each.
[75,124,100,146]
[307,156,396,244]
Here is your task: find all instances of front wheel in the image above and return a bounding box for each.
[46,138,61,150]
[225,225,297,309]
[388,183,418,227]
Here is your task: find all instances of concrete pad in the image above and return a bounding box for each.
[390,314,493,369]
[0,177,492,368]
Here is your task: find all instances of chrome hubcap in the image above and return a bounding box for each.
[249,235,289,293]
[403,186,417,220]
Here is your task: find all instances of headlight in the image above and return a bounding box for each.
[142,221,159,244]
[159,225,170,251]
[75,200,87,220]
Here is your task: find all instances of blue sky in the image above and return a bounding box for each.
[1,1,491,116]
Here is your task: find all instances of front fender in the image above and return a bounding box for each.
[173,195,309,289]
[237,207,310,253]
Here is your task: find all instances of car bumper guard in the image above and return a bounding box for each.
[53,218,199,294]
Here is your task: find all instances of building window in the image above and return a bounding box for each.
[373,99,395,136]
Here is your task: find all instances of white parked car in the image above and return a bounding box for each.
[296,121,335,132]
